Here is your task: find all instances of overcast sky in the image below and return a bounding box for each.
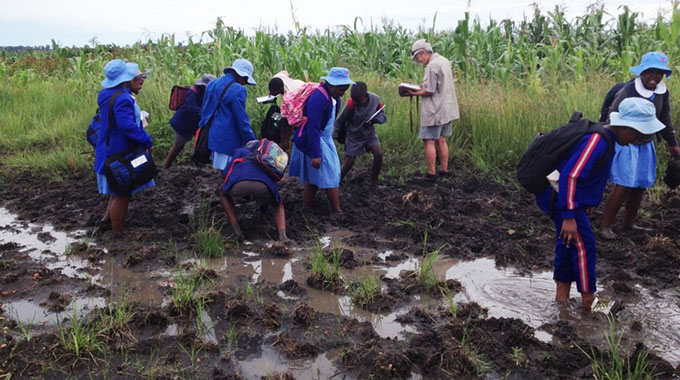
[0,0,670,47]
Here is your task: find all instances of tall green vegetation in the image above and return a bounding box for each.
[2,2,680,176]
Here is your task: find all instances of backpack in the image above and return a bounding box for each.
[169,85,196,111]
[245,138,289,181]
[260,103,289,144]
[192,81,235,165]
[599,79,634,122]
[86,90,124,148]
[516,111,614,195]
[280,82,329,136]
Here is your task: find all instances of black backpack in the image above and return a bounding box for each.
[260,103,288,144]
[517,112,614,195]
[599,79,634,122]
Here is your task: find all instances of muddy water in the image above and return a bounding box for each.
[3,211,679,371]
[444,257,680,367]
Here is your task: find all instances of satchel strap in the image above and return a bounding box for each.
[104,90,126,153]
[202,80,236,130]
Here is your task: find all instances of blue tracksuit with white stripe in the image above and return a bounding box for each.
[536,129,615,293]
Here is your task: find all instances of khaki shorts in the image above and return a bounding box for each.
[418,121,452,140]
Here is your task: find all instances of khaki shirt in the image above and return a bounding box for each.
[421,53,459,126]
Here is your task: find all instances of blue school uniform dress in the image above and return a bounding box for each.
[609,77,676,188]
[95,86,154,196]
[536,130,615,294]
[289,83,342,188]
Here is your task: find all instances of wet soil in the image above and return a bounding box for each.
[1,157,679,379]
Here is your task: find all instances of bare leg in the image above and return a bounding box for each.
[102,196,114,222]
[622,188,645,229]
[424,139,437,175]
[601,185,631,228]
[581,292,595,313]
[340,155,356,183]
[164,142,184,169]
[302,184,318,209]
[555,280,571,302]
[219,193,243,240]
[273,203,290,241]
[325,187,341,213]
[368,144,383,183]
[109,195,129,234]
[435,136,450,173]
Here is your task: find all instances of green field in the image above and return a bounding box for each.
[2,3,680,179]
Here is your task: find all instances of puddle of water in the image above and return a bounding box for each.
[0,207,89,279]
[4,296,106,325]
[239,346,350,379]
[444,257,680,368]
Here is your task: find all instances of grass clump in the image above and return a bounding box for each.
[308,242,343,290]
[170,269,207,316]
[347,275,382,307]
[578,315,656,380]
[56,308,105,362]
[190,198,227,257]
[98,302,137,350]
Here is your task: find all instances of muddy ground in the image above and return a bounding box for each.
[0,156,679,379]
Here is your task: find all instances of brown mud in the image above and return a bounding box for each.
[1,157,679,379]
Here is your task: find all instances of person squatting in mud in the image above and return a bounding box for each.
[535,97,664,312]
[334,81,386,184]
[219,140,291,243]
[599,52,680,240]
[288,67,355,213]
[95,59,155,234]
[405,39,459,183]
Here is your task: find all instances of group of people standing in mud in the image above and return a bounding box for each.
[92,38,458,241]
[92,41,675,313]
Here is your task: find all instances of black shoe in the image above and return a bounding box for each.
[437,170,453,178]
[414,173,437,183]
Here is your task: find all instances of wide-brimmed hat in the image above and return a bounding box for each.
[102,59,138,88]
[321,67,355,86]
[630,52,672,77]
[126,63,148,80]
[609,97,665,135]
[224,59,256,85]
[195,74,217,86]
[411,39,431,60]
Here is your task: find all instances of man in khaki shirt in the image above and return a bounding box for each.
[406,39,460,182]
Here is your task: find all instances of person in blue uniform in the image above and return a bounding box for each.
[536,98,664,312]
[288,67,355,213]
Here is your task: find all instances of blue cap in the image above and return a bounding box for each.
[630,52,672,78]
[610,97,665,135]
[224,58,256,85]
[321,67,355,86]
[102,59,138,88]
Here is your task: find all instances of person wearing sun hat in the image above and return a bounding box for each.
[164,73,217,169]
[600,51,680,240]
[535,97,664,312]
[200,58,257,170]
[289,67,354,213]
[95,59,155,234]
[405,39,459,182]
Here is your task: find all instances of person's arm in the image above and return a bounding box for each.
[407,87,434,97]
[334,99,351,130]
[370,101,387,125]
[114,96,152,148]
[230,85,257,145]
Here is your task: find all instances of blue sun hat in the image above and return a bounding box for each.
[610,97,665,135]
[321,67,355,86]
[630,52,672,77]
[102,59,139,88]
[224,59,256,85]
